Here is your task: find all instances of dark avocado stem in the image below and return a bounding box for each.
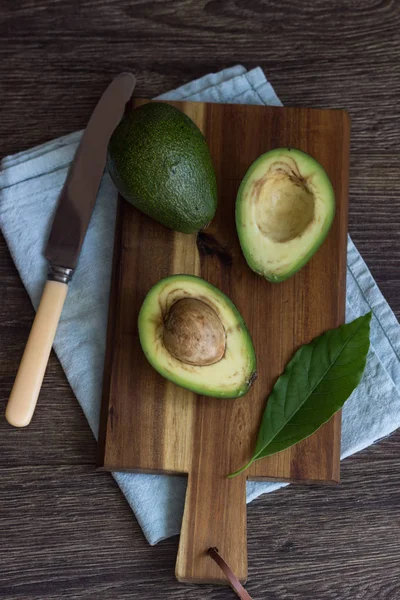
[248,371,258,386]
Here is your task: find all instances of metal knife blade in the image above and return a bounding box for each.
[45,72,135,274]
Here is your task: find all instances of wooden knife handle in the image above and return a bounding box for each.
[6,280,68,427]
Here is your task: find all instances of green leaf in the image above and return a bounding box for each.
[229,312,372,478]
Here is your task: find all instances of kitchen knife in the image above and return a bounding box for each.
[6,72,136,427]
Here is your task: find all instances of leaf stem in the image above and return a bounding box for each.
[228,459,254,478]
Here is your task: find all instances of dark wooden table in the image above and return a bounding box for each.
[1,2,400,599]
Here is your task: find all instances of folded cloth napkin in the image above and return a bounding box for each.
[1,66,400,545]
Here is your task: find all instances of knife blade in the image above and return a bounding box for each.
[6,73,136,427]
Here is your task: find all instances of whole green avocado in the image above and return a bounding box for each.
[107,102,218,234]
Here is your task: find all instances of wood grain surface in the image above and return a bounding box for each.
[1,1,400,598]
[98,99,349,582]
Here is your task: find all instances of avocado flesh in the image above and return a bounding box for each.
[138,275,257,398]
[236,148,335,282]
[107,102,217,234]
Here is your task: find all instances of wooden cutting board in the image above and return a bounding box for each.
[98,99,350,584]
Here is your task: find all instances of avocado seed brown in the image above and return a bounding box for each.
[163,298,226,366]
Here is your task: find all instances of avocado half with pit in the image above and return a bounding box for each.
[138,275,257,398]
[236,148,335,282]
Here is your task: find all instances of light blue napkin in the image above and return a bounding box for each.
[1,66,399,545]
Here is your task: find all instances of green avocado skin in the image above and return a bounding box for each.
[107,102,218,234]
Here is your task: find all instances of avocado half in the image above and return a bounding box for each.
[107,102,217,234]
[138,275,257,398]
[236,148,335,282]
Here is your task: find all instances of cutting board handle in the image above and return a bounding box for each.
[6,280,68,427]
[176,466,248,584]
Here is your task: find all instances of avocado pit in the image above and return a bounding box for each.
[163,298,226,366]
[254,163,315,243]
